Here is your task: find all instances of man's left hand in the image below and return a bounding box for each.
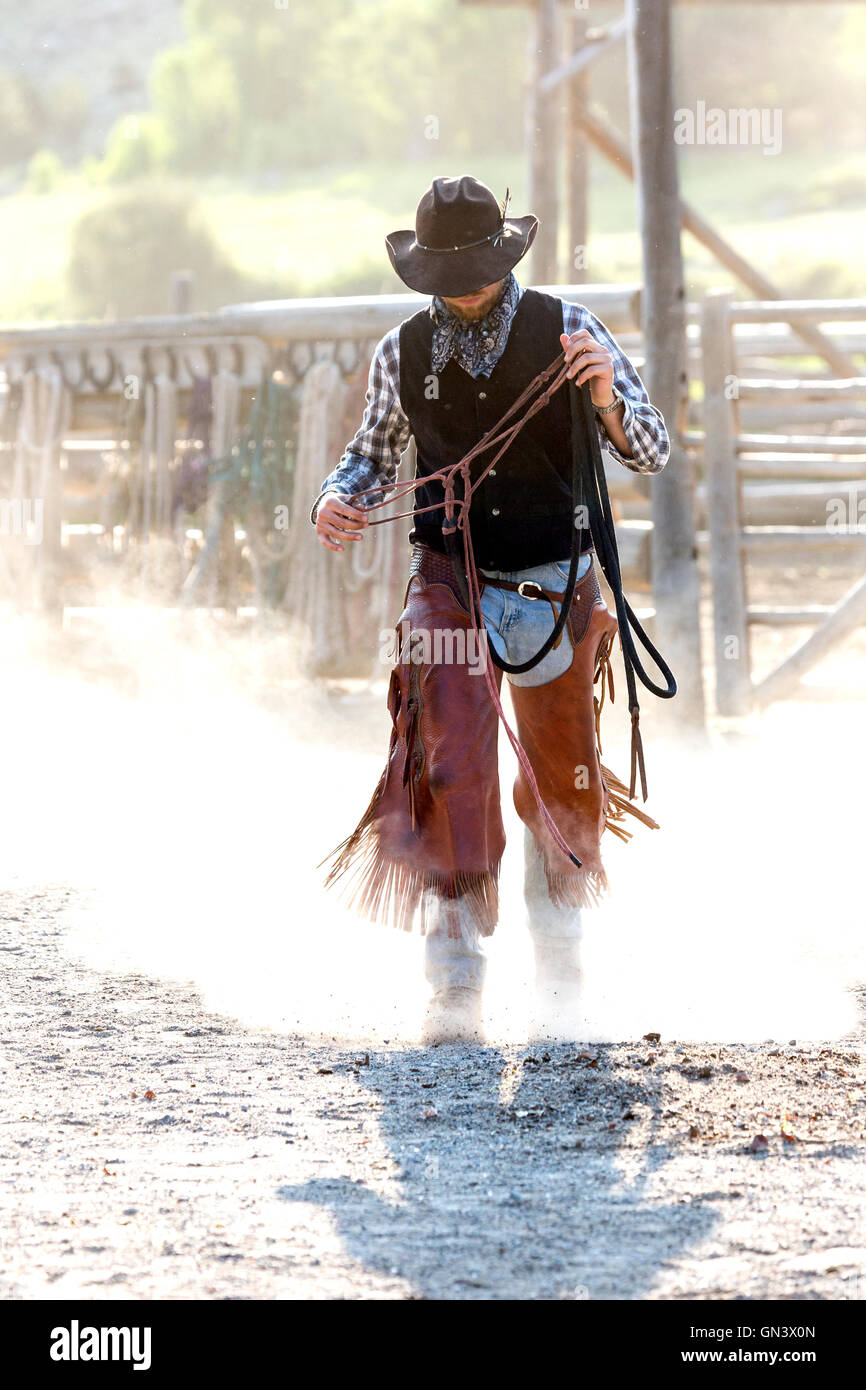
[560,330,617,409]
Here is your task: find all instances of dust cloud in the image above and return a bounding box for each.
[2,607,863,1045]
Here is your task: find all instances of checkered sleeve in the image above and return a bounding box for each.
[561,300,670,475]
[309,326,411,524]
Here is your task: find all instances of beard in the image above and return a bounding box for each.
[441,278,506,323]
[448,298,490,323]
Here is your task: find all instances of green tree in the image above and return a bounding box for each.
[0,67,40,165]
[97,113,167,182]
[26,148,63,194]
[149,40,242,172]
[94,0,527,177]
[67,182,244,318]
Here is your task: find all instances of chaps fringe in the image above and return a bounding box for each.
[530,763,658,908]
[601,764,660,842]
[544,864,610,912]
[529,633,661,907]
[318,774,502,937]
[320,585,660,934]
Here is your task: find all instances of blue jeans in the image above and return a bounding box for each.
[477,553,593,688]
[424,551,593,994]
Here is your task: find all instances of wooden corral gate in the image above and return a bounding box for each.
[699,291,866,715]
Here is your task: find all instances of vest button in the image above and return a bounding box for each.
[491,507,500,516]
[478,391,487,400]
[489,469,496,477]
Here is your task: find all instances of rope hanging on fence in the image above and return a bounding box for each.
[7,367,70,604]
[180,368,242,604]
[177,361,297,609]
[285,357,403,675]
[286,359,351,672]
[11,366,70,505]
[206,368,242,608]
[240,374,295,610]
[211,368,242,460]
[139,375,177,542]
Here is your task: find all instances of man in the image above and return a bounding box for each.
[311,175,669,1043]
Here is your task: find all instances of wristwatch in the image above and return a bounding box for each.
[593,385,622,416]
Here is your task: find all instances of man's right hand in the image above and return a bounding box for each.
[315,493,370,552]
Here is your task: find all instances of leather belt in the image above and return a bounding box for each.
[409,542,599,650]
[478,576,567,646]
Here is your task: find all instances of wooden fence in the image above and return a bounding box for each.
[698,290,866,715]
[2,283,865,698]
[0,285,637,678]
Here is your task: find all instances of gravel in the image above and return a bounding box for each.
[2,886,864,1301]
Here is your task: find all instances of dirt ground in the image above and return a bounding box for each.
[1,884,864,1301]
[1,606,865,1301]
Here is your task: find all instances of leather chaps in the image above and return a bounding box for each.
[320,542,657,937]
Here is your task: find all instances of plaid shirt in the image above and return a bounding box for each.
[309,277,669,523]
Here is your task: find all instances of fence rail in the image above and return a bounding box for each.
[2,284,865,702]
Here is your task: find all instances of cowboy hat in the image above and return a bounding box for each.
[385,175,538,298]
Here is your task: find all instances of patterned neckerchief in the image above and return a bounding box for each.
[429,272,522,380]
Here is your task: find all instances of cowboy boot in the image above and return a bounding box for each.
[525,829,583,984]
[421,890,487,1045]
[421,986,485,1046]
[524,827,584,1042]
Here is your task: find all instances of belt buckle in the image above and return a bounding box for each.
[517,580,544,600]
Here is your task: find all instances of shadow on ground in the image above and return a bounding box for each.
[277,1041,725,1300]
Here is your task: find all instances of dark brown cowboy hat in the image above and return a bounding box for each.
[385,175,538,298]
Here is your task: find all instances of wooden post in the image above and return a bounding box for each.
[525,0,560,285]
[702,288,751,715]
[39,428,63,618]
[169,270,194,316]
[33,366,66,618]
[565,99,860,380]
[565,13,589,285]
[627,0,706,727]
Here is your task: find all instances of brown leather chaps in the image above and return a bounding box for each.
[320,543,656,937]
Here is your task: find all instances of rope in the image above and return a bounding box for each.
[242,374,295,609]
[154,375,177,537]
[8,366,70,604]
[344,347,678,866]
[204,369,242,608]
[179,369,242,605]
[286,358,404,674]
[12,365,69,501]
[568,376,677,798]
[287,359,350,671]
[135,374,179,596]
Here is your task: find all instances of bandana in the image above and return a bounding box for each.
[430,272,521,380]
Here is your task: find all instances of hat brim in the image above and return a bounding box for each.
[385,215,538,298]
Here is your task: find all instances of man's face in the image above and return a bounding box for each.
[439,278,506,323]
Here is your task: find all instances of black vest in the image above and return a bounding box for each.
[398,288,590,572]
